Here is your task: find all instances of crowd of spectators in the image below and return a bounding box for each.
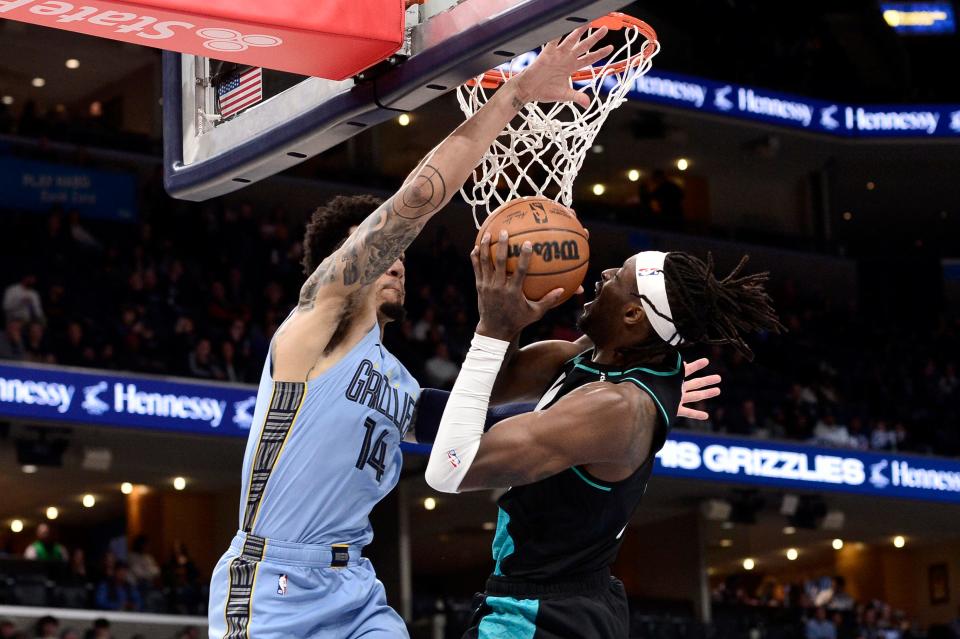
[0,615,200,639]
[1,200,958,458]
[711,575,943,639]
[676,299,960,457]
[0,100,157,154]
[1,524,205,617]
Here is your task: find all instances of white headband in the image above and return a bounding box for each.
[633,251,685,346]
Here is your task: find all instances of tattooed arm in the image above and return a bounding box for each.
[296,25,614,309]
[274,27,615,380]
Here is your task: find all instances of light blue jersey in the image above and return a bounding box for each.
[238,321,419,545]
[208,320,419,639]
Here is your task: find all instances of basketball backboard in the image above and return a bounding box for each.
[162,0,631,201]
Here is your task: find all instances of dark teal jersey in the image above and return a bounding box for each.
[490,349,684,582]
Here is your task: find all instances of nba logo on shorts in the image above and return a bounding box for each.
[277,574,288,595]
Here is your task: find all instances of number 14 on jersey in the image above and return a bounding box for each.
[356,417,387,482]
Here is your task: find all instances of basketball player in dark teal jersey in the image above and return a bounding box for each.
[426,233,783,638]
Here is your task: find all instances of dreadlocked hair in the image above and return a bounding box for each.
[663,252,784,361]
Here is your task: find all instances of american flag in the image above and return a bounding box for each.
[217,67,263,119]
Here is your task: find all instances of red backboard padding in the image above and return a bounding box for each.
[0,0,405,79]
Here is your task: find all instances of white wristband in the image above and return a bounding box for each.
[424,333,510,493]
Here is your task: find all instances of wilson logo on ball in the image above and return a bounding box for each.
[509,240,581,262]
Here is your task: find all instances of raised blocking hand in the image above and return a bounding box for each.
[513,26,614,107]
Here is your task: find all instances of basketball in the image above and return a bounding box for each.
[477,196,590,303]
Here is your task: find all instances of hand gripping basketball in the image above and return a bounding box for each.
[476,197,590,301]
[472,230,570,341]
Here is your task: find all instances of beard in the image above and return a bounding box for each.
[378,301,406,323]
[575,308,588,333]
[576,299,613,346]
[576,304,597,337]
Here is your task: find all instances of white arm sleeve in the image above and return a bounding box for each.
[424,333,509,493]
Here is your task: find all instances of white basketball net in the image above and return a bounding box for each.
[457,16,660,227]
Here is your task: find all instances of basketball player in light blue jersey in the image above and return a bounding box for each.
[207,27,622,639]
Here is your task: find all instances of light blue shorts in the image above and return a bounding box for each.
[207,532,407,639]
